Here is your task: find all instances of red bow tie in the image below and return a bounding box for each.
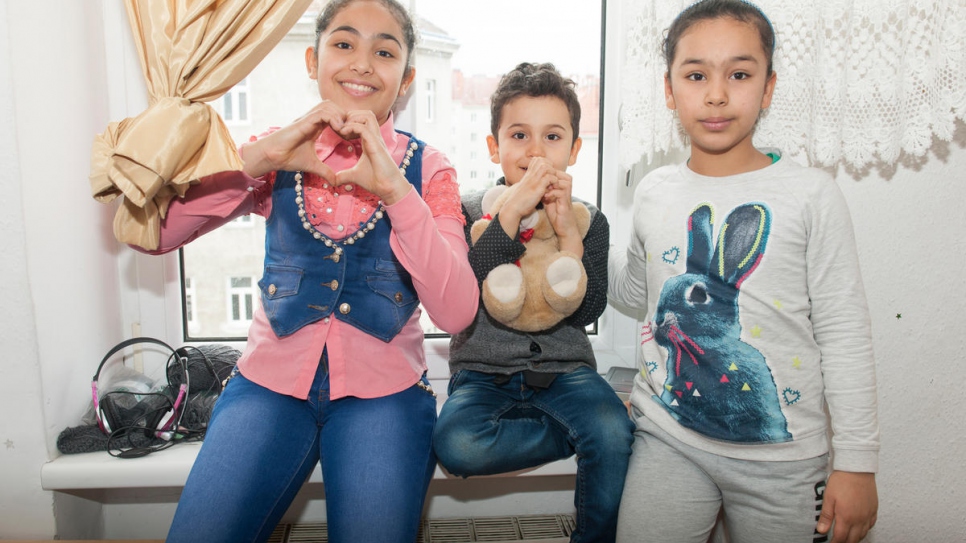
[519,228,535,243]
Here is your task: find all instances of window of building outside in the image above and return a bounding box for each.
[212,77,251,125]
[226,215,253,227]
[425,79,436,122]
[227,277,256,325]
[184,276,197,333]
[181,0,605,341]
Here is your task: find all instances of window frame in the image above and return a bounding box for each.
[115,0,640,377]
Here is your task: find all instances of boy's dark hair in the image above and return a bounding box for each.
[490,62,581,143]
[314,0,417,74]
[664,0,776,76]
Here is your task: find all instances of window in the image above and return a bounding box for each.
[175,1,617,355]
[227,277,256,325]
[227,215,253,228]
[214,77,251,125]
[184,277,198,333]
[115,0,638,374]
[425,79,437,122]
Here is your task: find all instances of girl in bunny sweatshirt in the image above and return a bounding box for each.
[608,2,879,542]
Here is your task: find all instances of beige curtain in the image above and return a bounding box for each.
[90,0,313,250]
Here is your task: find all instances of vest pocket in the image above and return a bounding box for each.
[368,258,417,307]
[259,265,303,319]
[367,277,418,307]
[373,257,410,274]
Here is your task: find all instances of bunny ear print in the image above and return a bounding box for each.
[686,204,715,274]
[712,203,771,288]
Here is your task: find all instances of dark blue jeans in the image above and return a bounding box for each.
[167,363,438,543]
[433,366,635,543]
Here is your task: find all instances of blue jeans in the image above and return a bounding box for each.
[433,367,635,543]
[167,362,438,543]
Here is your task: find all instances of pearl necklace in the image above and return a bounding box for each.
[295,139,418,257]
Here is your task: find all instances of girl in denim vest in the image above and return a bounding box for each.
[139,1,479,541]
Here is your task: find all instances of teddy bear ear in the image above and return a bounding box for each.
[480,185,507,215]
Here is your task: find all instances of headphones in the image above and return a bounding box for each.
[91,337,188,442]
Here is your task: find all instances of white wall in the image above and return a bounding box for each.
[834,135,966,539]
[0,2,54,538]
[0,1,964,540]
[0,0,128,538]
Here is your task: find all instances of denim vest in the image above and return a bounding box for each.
[258,133,424,341]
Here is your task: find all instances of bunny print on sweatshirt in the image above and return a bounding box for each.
[653,202,791,444]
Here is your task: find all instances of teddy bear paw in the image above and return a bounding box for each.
[485,264,525,304]
[542,255,587,315]
[546,256,582,297]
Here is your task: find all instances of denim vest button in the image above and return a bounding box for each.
[323,280,339,291]
[339,303,351,314]
[394,292,403,302]
[268,284,277,296]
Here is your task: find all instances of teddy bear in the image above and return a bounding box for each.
[470,185,591,332]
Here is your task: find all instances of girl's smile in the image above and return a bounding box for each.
[341,80,378,96]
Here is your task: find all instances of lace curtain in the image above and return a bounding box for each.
[90,0,312,250]
[619,0,966,169]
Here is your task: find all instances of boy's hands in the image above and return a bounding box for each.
[497,157,555,236]
[499,158,583,257]
[542,165,583,257]
[816,471,878,543]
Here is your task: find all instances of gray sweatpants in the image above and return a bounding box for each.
[616,414,830,543]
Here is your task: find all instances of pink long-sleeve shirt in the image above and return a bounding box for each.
[136,118,478,400]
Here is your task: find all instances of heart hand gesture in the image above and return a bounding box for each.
[333,110,412,205]
[240,101,350,182]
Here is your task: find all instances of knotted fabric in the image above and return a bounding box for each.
[90,0,312,249]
